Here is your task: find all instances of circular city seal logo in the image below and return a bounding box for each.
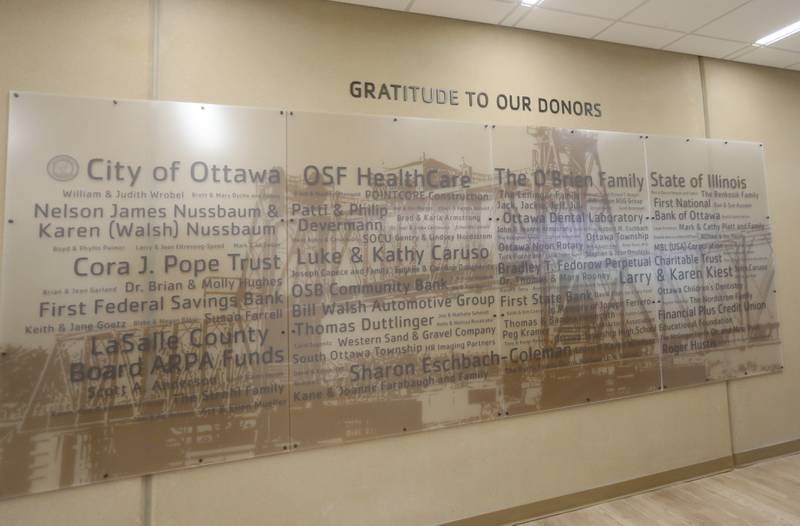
[47,155,79,182]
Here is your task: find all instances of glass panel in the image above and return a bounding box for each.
[0,93,290,497]
[492,126,660,415]
[709,140,782,379]
[286,112,501,447]
[645,136,781,388]
[710,141,783,378]
[0,93,783,498]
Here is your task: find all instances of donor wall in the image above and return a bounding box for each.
[0,93,782,497]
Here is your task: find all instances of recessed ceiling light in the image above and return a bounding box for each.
[521,0,543,7]
[754,20,800,47]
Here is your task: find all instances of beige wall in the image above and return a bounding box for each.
[0,1,794,525]
[702,59,800,454]
[157,0,706,134]
[0,0,152,266]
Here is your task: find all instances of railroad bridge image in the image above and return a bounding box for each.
[0,127,780,497]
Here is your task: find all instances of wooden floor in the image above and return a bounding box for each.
[522,453,800,526]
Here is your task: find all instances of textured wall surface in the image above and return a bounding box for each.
[0,1,794,525]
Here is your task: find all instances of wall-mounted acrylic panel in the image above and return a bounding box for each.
[285,111,502,447]
[492,126,660,415]
[644,136,781,388]
[0,92,782,498]
[0,93,290,498]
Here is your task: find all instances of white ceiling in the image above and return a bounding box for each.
[330,0,800,70]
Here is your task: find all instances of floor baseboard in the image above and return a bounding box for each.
[734,438,800,467]
[441,457,734,526]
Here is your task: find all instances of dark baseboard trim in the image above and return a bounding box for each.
[441,456,734,526]
[734,438,800,467]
